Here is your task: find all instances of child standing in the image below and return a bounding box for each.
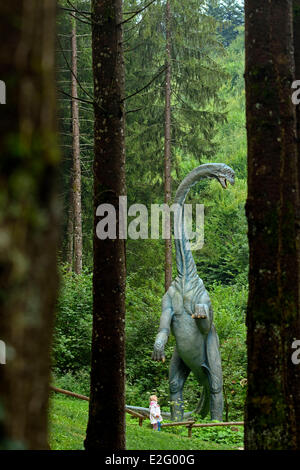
[149,395,163,431]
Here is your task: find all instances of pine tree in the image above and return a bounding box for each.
[206,0,244,46]
[57,0,94,269]
[124,0,227,248]
[71,13,83,274]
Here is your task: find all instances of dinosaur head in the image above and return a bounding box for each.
[210,163,235,189]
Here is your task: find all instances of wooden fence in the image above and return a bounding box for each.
[50,385,146,426]
[50,385,244,437]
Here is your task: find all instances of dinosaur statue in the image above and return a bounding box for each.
[151,163,235,421]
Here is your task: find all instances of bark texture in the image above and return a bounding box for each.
[294,0,300,161]
[84,0,126,450]
[245,0,300,449]
[0,0,60,449]
[292,0,300,449]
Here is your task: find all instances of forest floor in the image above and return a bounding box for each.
[49,395,243,450]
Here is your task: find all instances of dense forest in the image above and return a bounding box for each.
[54,0,247,423]
[1,0,300,452]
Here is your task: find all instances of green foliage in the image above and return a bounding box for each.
[191,420,243,447]
[191,28,247,288]
[52,369,91,397]
[211,283,247,420]
[205,0,244,46]
[193,178,248,287]
[53,266,92,373]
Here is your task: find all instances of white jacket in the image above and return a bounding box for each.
[149,401,163,424]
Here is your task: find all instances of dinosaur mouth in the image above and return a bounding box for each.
[218,177,228,189]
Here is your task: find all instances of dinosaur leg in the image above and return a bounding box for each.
[204,324,223,421]
[209,389,223,421]
[169,348,190,421]
[194,373,210,418]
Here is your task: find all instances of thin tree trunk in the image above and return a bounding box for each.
[71,14,83,275]
[85,0,126,450]
[66,168,74,271]
[0,0,60,449]
[164,0,172,292]
[245,0,300,449]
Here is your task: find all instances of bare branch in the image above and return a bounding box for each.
[120,0,157,26]
[58,88,94,107]
[66,0,91,22]
[124,42,144,53]
[126,107,143,114]
[57,36,94,102]
[69,12,92,26]
[122,67,166,101]
[59,6,91,16]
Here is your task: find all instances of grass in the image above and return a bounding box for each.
[49,394,243,450]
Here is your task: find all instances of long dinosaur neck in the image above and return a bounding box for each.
[174,164,216,280]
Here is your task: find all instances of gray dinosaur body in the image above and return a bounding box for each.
[152,163,235,421]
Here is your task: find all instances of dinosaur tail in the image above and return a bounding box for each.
[125,405,193,420]
[194,382,210,418]
[126,396,209,421]
[127,384,210,420]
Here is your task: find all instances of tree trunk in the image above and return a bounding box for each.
[292,0,300,449]
[0,0,60,449]
[294,2,300,172]
[164,0,172,292]
[66,168,74,271]
[71,14,83,275]
[84,0,126,450]
[245,0,300,449]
